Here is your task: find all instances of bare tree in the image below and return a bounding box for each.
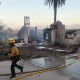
[0,20,6,31]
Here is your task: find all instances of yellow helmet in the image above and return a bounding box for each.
[8,38,15,43]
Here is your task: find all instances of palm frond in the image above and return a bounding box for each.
[44,0,66,8]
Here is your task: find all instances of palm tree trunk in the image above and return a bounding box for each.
[54,7,57,24]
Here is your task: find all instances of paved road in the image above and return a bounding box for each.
[0,54,80,80]
[0,60,72,80]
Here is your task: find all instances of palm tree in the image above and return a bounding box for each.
[44,0,66,24]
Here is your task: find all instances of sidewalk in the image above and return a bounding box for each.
[0,60,72,80]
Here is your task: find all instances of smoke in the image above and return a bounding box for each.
[0,26,3,30]
[0,20,5,30]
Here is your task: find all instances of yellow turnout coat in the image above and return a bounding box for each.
[8,46,19,58]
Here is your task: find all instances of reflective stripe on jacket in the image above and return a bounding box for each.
[8,46,19,58]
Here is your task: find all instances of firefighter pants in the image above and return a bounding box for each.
[11,60,22,76]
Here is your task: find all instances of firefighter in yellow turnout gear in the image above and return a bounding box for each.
[8,38,23,79]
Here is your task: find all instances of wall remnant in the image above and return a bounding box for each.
[43,21,80,47]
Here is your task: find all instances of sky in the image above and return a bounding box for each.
[0,0,80,30]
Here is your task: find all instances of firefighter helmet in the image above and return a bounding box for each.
[8,38,15,43]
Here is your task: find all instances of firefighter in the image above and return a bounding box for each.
[8,38,23,79]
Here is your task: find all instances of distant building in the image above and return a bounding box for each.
[18,16,37,44]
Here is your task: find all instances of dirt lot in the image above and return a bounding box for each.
[0,45,69,61]
[1,43,79,61]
